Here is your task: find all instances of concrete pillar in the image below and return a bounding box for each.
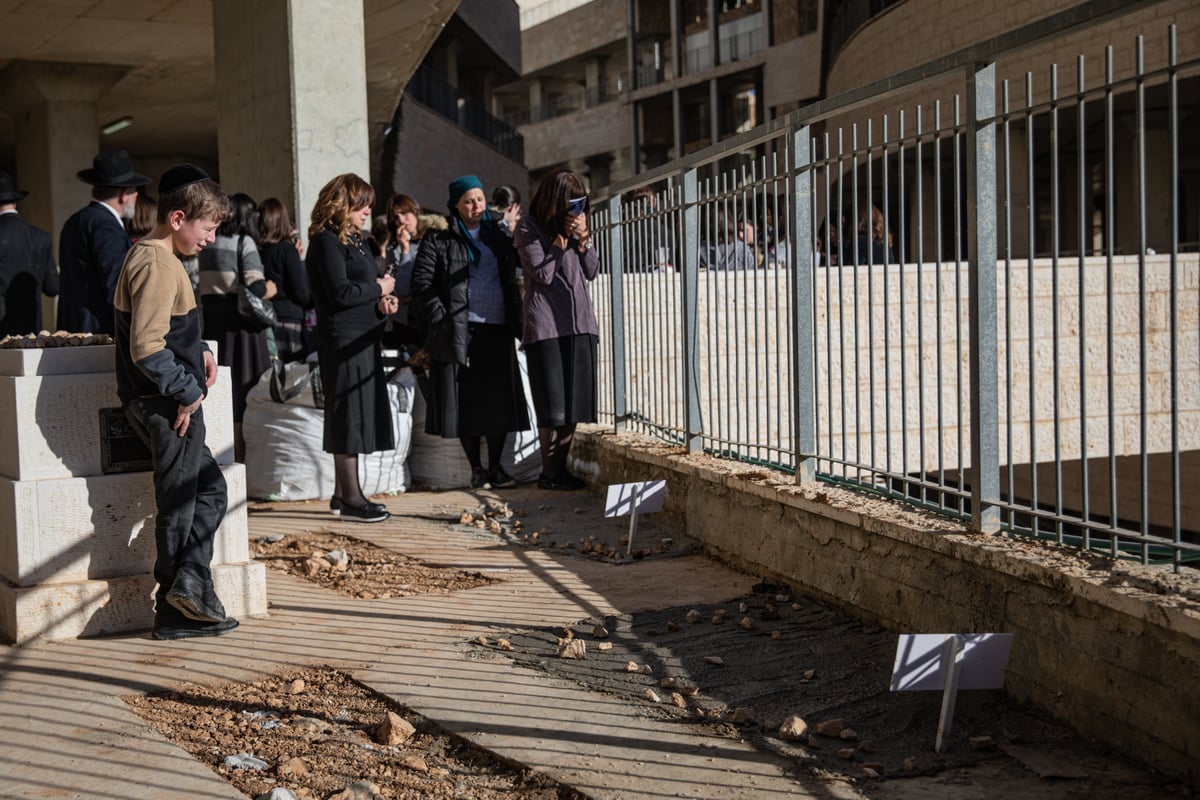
[709,78,720,144]
[212,0,369,242]
[669,0,682,79]
[585,154,614,192]
[0,62,125,253]
[1003,128,1031,260]
[708,0,719,68]
[444,38,461,90]
[0,61,125,330]
[1115,114,1170,255]
[585,57,608,105]
[529,78,544,122]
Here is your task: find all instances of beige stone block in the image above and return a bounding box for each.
[0,344,117,376]
[0,367,234,481]
[0,464,247,587]
[0,561,267,644]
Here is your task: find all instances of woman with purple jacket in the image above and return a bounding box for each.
[513,169,600,490]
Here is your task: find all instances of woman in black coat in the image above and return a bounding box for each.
[258,197,313,363]
[411,174,529,490]
[306,174,398,522]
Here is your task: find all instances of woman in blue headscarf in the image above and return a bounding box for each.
[411,175,529,489]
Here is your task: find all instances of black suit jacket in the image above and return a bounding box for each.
[0,212,59,336]
[57,201,130,333]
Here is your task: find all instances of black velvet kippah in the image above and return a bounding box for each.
[158,164,210,194]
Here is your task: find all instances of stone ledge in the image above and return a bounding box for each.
[571,425,1200,785]
[0,561,267,644]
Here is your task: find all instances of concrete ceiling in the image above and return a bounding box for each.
[0,0,457,164]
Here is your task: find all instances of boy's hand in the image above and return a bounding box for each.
[174,397,202,437]
[203,350,218,387]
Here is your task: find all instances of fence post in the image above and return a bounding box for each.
[789,126,817,484]
[681,168,703,453]
[966,61,1001,534]
[607,195,627,432]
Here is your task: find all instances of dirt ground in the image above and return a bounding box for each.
[134,488,1195,800]
[125,667,585,800]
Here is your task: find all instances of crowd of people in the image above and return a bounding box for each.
[0,150,600,639]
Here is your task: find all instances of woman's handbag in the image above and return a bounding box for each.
[235,233,276,331]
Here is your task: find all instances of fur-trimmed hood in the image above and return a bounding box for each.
[416,213,447,238]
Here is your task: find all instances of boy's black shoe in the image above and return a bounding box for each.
[537,472,587,491]
[152,615,240,640]
[470,466,491,489]
[340,501,389,523]
[488,466,517,488]
[166,570,226,623]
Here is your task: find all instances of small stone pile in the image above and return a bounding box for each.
[0,330,113,348]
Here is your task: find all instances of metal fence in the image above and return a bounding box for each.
[588,1,1200,568]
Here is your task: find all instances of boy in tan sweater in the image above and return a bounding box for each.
[113,164,236,640]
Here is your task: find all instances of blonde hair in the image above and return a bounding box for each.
[308,173,375,243]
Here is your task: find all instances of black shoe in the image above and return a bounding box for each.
[537,472,587,491]
[340,500,389,522]
[166,570,226,623]
[152,616,240,640]
[330,496,343,515]
[470,466,491,489]
[201,579,226,621]
[488,466,516,488]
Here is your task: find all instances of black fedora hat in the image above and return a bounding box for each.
[77,149,151,188]
[0,171,27,203]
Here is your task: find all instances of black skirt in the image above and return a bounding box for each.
[424,324,530,438]
[525,334,598,428]
[318,334,394,454]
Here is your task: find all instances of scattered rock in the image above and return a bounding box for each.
[624,661,641,672]
[837,748,857,760]
[770,630,782,639]
[859,740,875,752]
[328,781,383,800]
[256,533,285,544]
[803,668,816,680]
[862,762,884,772]
[666,620,680,632]
[592,625,609,639]
[969,735,996,751]
[862,766,880,778]
[792,603,801,610]
[679,684,700,697]
[288,679,305,694]
[223,753,269,771]
[840,728,858,741]
[256,789,299,800]
[779,716,809,741]
[475,636,490,646]
[278,756,309,776]
[291,716,328,734]
[703,655,724,665]
[670,692,687,708]
[496,638,513,651]
[738,602,748,613]
[642,688,661,703]
[815,718,845,737]
[903,756,918,771]
[640,664,653,675]
[660,677,677,689]
[557,639,587,660]
[739,617,754,630]
[325,549,348,566]
[375,711,416,746]
[685,610,702,624]
[573,507,582,514]
[597,642,613,651]
[731,707,755,725]
[400,754,428,772]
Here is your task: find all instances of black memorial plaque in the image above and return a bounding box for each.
[99,407,153,474]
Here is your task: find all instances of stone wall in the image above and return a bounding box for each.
[569,428,1200,784]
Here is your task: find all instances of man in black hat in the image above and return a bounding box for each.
[0,171,59,336]
[57,149,150,333]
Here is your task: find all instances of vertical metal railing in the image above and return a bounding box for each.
[587,12,1198,567]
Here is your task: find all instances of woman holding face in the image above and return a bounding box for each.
[411,174,528,490]
[513,168,599,490]
[306,174,398,522]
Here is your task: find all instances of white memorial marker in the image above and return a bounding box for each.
[890,632,1014,752]
[604,480,667,555]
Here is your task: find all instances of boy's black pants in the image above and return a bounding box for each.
[124,395,227,611]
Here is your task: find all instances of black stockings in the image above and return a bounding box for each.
[333,454,367,507]
[459,433,507,470]
[538,423,576,478]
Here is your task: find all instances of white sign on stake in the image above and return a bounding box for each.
[604,480,667,555]
[890,633,1013,752]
